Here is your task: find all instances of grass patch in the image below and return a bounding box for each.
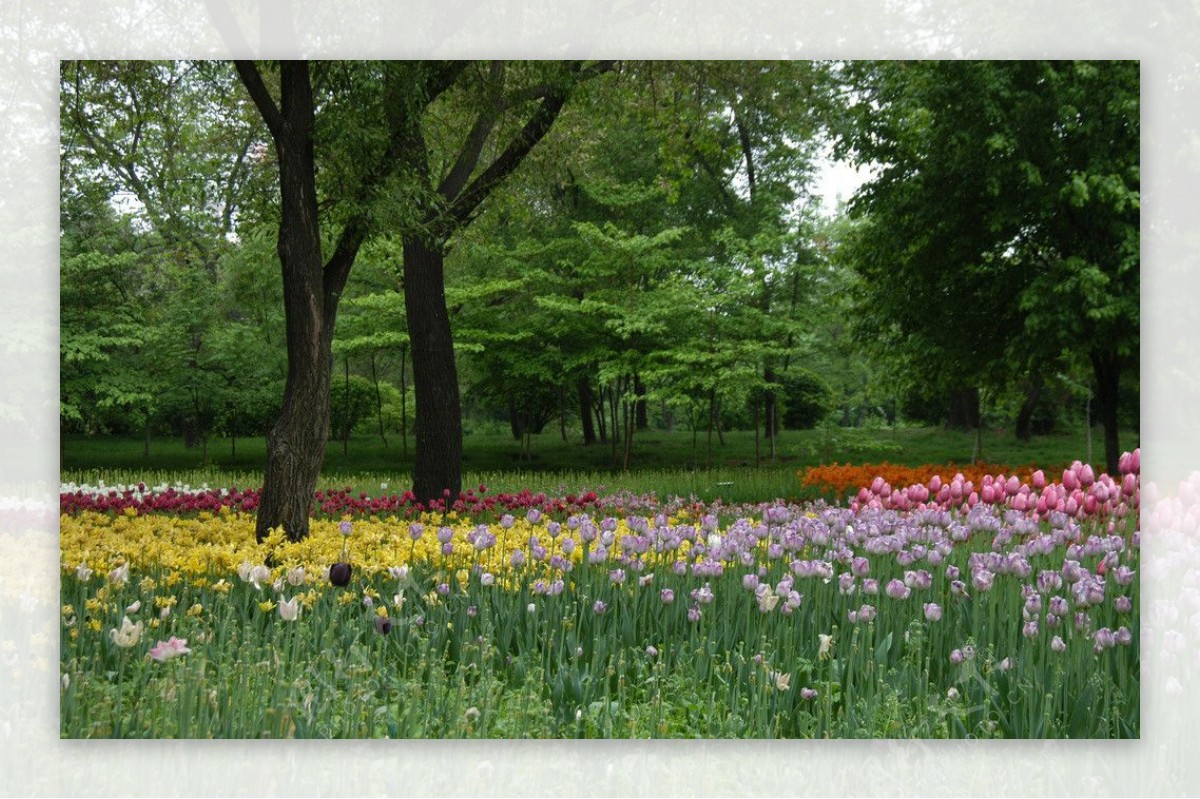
[62,425,1137,500]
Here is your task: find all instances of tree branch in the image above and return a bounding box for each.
[438,61,615,235]
[234,60,284,142]
[438,61,505,202]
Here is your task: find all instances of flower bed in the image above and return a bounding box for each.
[59,452,1140,739]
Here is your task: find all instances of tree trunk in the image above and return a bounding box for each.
[622,395,634,470]
[1014,376,1042,442]
[1091,349,1121,475]
[578,376,597,445]
[763,366,778,440]
[634,373,649,430]
[706,388,715,469]
[343,355,351,455]
[609,382,620,465]
[254,220,335,543]
[753,398,761,467]
[946,388,980,431]
[559,385,568,443]
[371,352,388,448]
[403,236,463,505]
[594,382,607,443]
[399,345,408,461]
[508,397,524,442]
[237,60,364,545]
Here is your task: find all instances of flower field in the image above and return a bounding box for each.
[59,453,1140,738]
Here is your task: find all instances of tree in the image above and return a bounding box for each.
[232,60,452,540]
[386,60,615,502]
[835,60,1138,472]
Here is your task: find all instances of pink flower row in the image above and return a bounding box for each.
[848,448,1140,524]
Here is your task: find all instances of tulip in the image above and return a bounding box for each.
[109,616,143,648]
[1122,473,1138,498]
[329,562,352,587]
[374,615,392,635]
[148,636,190,662]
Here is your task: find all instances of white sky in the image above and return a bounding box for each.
[812,152,874,216]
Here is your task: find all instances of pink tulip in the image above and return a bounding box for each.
[1080,464,1095,487]
[1063,469,1079,491]
[1122,473,1137,498]
[1065,497,1079,517]
[1032,469,1046,489]
[1006,475,1021,496]
[1013,493,1028,512]
[1083,495,1098,516]
[929,476,942,493]
[982,485,996,504]
[149,636,191,662]
[1043,486,1058,508]
[967,491,979,507]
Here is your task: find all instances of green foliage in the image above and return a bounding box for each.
[329,375,378,439]
[833,60,1139,447]
[779,369,834,429]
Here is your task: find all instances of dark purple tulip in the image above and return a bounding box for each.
[374,615,393,635]
[330,562,352,587]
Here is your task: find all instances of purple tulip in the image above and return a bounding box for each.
[885,579,910,600]
[1022,620,1038,639]
[972,569,995,592]
[924,602,943,622]
[1037,570,1063,593]
[1051,635,1066,653]
[660,588,675,604]
[329,562,352,587]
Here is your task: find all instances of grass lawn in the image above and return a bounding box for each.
[61,424,1137,504]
